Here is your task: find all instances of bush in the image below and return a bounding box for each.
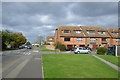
[43,42,50,45]
[97,47,107,55]
[54,41,66,51]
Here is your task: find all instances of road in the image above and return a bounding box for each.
[2,47,74,79]
[2,47,43,79]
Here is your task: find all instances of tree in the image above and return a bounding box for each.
[26,42,31,45]
[1,30,27,50]
[54,41,66,51]
[37,36,44,45]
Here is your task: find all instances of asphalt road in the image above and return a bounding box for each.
[2,47,93,79]
[2,47,43,78]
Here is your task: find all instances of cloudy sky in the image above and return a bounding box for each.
[2,2,118,43]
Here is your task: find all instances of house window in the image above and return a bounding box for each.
[64,38,70,41]
[77,38,83,42]
[76,31,81,34]
[64,30,69,33]
[90,38,96,41]
[87,30,95,34]
[49,38,52,40]
[102,38,107,41]
[98,31,106,34]
[116,39,120,42]
[115,32,118,35]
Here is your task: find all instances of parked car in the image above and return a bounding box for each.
[27,45,32,49]
[84,46,92,51]
[71,47,77,51]
[74,47,91,54]
[19,45,25,49]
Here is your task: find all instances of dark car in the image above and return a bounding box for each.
[27,45,32,49]
[71,47,77,51]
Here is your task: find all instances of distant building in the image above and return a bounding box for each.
[46,36,55,45]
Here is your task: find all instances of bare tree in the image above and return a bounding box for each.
[37,36,44,45]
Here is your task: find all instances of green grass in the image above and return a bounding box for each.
[96,54,119,67]
[42,54,118,78]
[40,47,57,52]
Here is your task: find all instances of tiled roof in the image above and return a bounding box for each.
[46,36,55,42]
[106,28,120,38]
[57,26,85,37]
[80,26,111,38]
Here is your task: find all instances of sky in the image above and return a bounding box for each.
[2,2,118,43]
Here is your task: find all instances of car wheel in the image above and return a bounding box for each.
[77,51,80,54]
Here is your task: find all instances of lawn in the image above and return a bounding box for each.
[40,47,57,52]
[96,54,119,67]
[42,54,118,78]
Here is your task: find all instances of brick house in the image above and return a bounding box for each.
[46,36,55,45]
[80,26,111,49]
[107,28,120,46]
[55,26,86,49]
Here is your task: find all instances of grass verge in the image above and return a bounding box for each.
[42,54,118,78]
[96,54,119,67]
[40,47,57,52]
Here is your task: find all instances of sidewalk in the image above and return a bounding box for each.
[92,55,120,71]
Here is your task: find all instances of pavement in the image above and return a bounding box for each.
[92,55,120,72]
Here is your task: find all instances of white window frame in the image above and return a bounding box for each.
[90,38,96,41]
[116,39,120,42]
[76,31,81,34]
[87,31,95,34]
[77,38,83,42]
[49,38,53,40]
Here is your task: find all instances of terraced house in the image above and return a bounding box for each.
[46,36,55,45]
[80,26,111,49]
[107,28,120,45]
[47,26,120,49]
[54,26,86,49]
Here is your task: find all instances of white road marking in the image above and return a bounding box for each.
[5,58,30,78]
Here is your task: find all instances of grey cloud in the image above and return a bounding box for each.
[2,2,118,43]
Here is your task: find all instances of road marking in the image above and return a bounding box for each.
[33,50,39,52]
[41,56,44,78]
[5,58,30,78]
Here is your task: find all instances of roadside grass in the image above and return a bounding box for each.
[42,54,118,78]
[40,47,58,52]
[96,54,119,67]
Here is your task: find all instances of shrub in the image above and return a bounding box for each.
[97,47,107,55]
[43,42,50,45]
[54,41,66,51]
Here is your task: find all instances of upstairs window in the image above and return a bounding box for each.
[115,32,118,35]
[87,30,95,34]
[116,39,120,42]
[64,38,70,41]
[77,38,83,42]
[76,31,81,34]
[90,38,96,41]
[49,38,53,40]
[98,31,106,34]
[102,38,107,41]
[64,30,69,33]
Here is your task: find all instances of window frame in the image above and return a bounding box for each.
[77,38,83,42]
[64,38,70,42]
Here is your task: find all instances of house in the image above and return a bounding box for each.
[46,36,55,45]
[106,28,120,46]
[55,26,86,49]
[80,26,111,49]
